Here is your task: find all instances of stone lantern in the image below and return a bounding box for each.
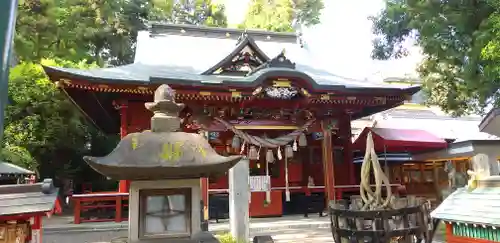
[83,85,243,243]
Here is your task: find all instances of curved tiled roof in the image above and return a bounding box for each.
[44,24,419,93]
[0,161,34,175]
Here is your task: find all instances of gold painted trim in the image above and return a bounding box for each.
[272,80,291,87]
[425,157,471,162]
[234,125,298,130]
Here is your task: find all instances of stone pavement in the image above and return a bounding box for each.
[44,227,445,243]
[43,214,445,242]
[43,214,331,234]
[43,227,335,243]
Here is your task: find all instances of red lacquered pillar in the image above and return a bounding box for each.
[32,215,42,243]
[342,114,356,185]
[321,120,336,205]
[201,178,209,220]
[118,100,129,193]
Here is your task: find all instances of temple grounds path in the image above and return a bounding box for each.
[43,215,445,243]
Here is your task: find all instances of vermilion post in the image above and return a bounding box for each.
[321,120,336,205]
[118,101,130,193]
[201,177,209,220]
[0,0,18,144]
[343,114,356,184]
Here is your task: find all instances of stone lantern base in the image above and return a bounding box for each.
[127,179,219,243]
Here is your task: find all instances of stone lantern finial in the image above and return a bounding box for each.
[145,84,185,132]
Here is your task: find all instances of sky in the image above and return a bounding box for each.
[221,0,422,81]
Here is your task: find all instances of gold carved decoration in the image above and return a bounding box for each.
[252,86,263,95]
[59,78,72,85]
[272,80,291,88]
[300,88,311,97]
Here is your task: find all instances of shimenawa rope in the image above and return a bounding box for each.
[359,132,393,210]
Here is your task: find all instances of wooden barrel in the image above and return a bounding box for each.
[329,197,434,243]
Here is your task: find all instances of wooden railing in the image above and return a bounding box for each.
[70,184,403,224]
[71,192,129,224]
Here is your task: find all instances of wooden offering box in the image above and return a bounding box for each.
[0,179,59,243]
[0,221,29,243]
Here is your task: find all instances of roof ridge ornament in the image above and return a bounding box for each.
[202,31,270,75]
[247,49,296,76]
[236,29,249,45]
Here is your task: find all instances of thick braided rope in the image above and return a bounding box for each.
[360,132,393,210]
[214,117,316,148]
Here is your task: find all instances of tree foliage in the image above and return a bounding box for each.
[15,0,228,66]
[240,0,324,32]
[371,0,499,116]
[153,0,228,27]
[3,60,88,176]
[5,0,228,186]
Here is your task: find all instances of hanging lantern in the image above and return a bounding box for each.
[298,133,307,147]
[266,149,275,163]
[285,145,293,158]
[231,135,240,149]
[248,146,259,160]
[277,147,282,160]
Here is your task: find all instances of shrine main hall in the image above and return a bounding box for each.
[43,23,419,219]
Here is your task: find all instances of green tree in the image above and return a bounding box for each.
[6,0,229,186]
[0,59,115,183]
[167,0,227,27]
[240,0,324,32]
[371,0,498,116]
[15,0,228,66]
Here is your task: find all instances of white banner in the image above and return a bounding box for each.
[249,176,270,192]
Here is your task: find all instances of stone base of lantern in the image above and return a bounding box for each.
[112,232,220,243]
[128,179,204,243]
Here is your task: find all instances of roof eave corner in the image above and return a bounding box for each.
[404,86,421,95]
[479,107,500,136]
[41,65,61,83]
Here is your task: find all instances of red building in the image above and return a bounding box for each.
[0,179,59,243]
[43,24,419,218]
